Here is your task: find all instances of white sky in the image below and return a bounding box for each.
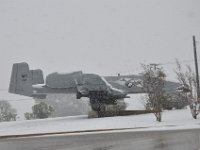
[0,0,200,95]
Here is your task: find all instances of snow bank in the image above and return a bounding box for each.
[0,108,200,136]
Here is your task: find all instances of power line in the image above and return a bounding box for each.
[111,59,197,76]
[0,98,34,102]
[160,59,196,66]
[0,89,8,91]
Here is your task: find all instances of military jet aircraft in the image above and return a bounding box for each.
[9,62,131,111]
[9,62,180,112]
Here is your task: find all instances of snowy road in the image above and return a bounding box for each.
[0,129,200,150]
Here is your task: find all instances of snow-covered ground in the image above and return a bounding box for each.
[0,108,200,136]
[0,94,199,137]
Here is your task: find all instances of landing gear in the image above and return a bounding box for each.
[90,99,106,112]
[89,100,106,118]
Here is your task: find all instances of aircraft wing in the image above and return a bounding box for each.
[104,75,180,94]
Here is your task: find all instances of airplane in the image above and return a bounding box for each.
[9,62,180,112]
[9,62,133,112]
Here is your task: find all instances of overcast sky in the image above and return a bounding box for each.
[0,0,200,94]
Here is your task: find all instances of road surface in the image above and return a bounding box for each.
[0,129,200,150]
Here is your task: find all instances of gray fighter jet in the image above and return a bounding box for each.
[9,62,130,111]
[9,62,180,111]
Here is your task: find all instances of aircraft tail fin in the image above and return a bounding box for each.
[9,62,44,97]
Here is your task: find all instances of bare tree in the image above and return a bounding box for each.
[25,102,54,120]
[0,100,17,122]
[175,59,196,102]
[175,59,187,86]
[174,59,198,118]
[141,64,166,122]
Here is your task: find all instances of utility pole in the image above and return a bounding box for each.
[193,35,200,99]
[191,35,200,119]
